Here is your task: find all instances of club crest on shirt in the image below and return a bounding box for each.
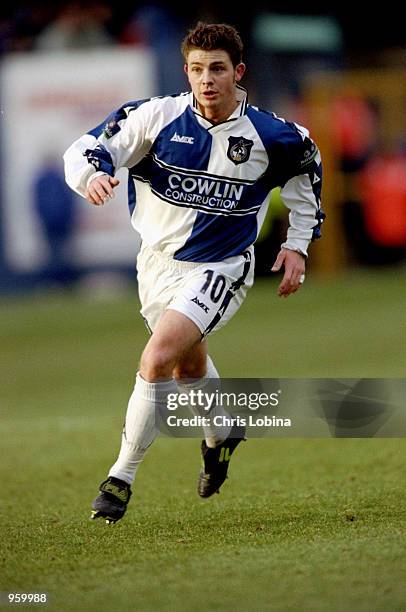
[227,136,254,165]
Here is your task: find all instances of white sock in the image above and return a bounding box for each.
[108,373,178,485]
[177,355,232,448]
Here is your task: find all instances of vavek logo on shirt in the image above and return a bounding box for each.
[227,136,254,165]
[171,132,194,144]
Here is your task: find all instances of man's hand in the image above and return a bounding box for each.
[85,175,120,205]
[271,248,306,297]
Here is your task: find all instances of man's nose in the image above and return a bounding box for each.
[201,70,213,84]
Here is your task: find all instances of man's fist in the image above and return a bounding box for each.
[85,175,120,205]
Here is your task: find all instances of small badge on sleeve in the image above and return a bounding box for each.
[103,120,120,139]
[300,139,318,167]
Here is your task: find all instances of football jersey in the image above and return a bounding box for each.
[63,86,324,262]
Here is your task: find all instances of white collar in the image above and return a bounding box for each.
[189,84,248,124]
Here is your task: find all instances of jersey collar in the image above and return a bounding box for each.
[189,84,248,124]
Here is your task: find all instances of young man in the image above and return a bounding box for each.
[64,22,324,524]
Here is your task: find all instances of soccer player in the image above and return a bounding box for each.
[64,22,324,523]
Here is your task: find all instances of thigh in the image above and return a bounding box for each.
[137,245,184,332]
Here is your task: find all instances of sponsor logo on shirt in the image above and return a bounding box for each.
[166,174,244,211]
[171,132,195,144]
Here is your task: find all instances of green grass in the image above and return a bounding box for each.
[0,269,405,611]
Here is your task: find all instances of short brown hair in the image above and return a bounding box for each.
[181,22,243,67]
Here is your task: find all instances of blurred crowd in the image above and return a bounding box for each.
[0,2,137,53]
[0,2,203,95]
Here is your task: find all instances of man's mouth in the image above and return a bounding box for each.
[202,91,217,99]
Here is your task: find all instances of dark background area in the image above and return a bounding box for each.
[1,1,405,289]
[1,1,405,55]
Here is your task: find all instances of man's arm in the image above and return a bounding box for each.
[63,100,152,200]
[271,126,325,297]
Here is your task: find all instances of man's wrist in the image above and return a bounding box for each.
[281,245,307,258]
[86,171,108,188]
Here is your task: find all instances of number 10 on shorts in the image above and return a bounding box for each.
[201,270,226,303]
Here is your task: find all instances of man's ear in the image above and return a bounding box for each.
[235,63,246,83]
[184,63,188,75]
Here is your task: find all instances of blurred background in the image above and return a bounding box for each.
[0,0,405,293]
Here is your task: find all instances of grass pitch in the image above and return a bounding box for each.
[1,269,405,611]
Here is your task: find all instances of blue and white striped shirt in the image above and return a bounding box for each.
[64,86,324,262]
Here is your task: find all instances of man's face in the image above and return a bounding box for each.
[185,49,245,122]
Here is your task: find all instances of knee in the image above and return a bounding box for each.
[173,360,206,381]
[140,345,175,382]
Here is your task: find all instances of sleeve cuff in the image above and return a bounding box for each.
[280,241,309,258]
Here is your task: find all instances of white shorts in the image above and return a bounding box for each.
[136,244,255,337]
